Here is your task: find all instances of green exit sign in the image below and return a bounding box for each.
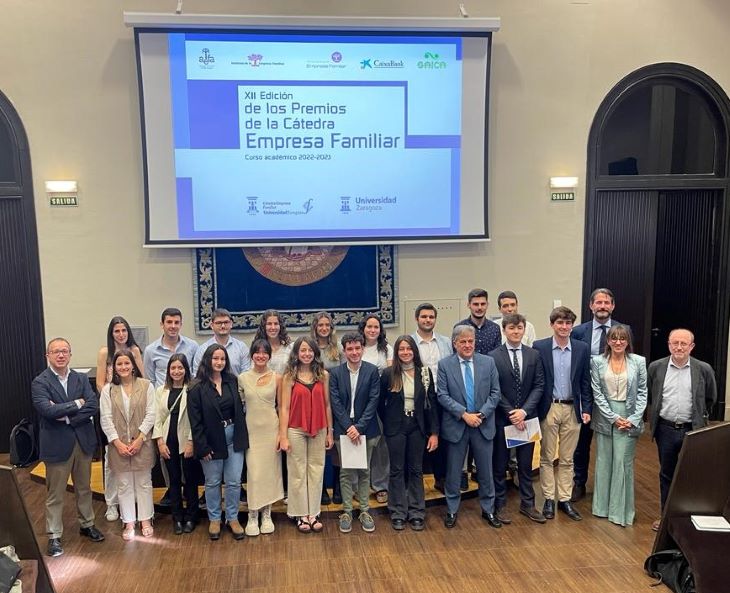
[49,196,78,206]
[551,191,575,201]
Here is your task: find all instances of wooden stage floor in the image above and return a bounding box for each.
[13,434,664,593]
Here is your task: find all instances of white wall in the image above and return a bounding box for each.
[3,0,730,373]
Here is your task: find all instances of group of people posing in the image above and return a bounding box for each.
[31,287,717,557]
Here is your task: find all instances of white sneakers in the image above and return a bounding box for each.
[260,506,275,534]
[105,505,119,522]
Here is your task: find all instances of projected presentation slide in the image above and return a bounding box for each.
[167,33,463,240]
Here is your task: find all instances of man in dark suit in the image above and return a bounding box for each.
[438,325,501,528]
[648,328,717,531]
[31,337,104,557]
[570,287,631,501]
[489,314,546,524]
[329,332,381,534]
[533,307,591,522]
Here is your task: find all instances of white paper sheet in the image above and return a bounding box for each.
[504,417,542,448]
[339,435,367,469]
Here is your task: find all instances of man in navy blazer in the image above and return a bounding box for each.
[438,325,501,528]
[31,338,104,557]
[570,288,631,501]
[533,307,591,522]
[329,332,381,533]
[489,314,546,524]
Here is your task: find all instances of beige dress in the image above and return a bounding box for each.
[239,369,284,510]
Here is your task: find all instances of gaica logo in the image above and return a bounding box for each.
[418,51,447,70]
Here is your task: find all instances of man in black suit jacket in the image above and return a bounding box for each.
[489,314,546,524]
[569,287,631,501]
[533,307,591,522]
[329,332,381,533]
[31,338,104,557]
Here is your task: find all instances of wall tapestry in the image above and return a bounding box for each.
[194,245,397,332]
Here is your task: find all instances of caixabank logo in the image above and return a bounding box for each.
[417,51,447,70]
[360,58,404,69]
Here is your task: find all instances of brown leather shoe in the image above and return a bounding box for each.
[520,506,547,524]
[228,519,245,540]
[208,520,221,540]
[495,507,512,524]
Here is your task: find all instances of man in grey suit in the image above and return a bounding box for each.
[437,325,502,528]
[648,328,717,531]
[31,337,104,557]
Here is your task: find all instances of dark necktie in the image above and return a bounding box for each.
[462,360,475,412]
[599,325,608,354]
[511,348,522,406]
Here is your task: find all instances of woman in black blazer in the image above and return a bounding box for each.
[187,344,248,541]
[378,335,439,531]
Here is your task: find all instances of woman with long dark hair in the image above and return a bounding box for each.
[278,337,334,533]
[187,344,249,540]
[238,339,284,536]
[253,309,292,375]
[95,315,144,522]
[152,353,200,534]
[358,314,393,504]
[99,349,156,540]
[379,335,439,530]
[590,324,647,526]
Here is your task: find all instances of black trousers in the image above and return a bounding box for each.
[386,416,427,521]
[655,421,691,509]
[493,424,535,510]
[572,422,593,487]
[164,428,201,523]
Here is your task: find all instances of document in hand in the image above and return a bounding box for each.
[504,417,542,448]
[339,435,368,469]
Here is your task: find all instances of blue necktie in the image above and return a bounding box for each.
[463,360,475,412]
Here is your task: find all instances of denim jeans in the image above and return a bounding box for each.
[200,424,244,522]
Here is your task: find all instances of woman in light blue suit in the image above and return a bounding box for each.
[590,324,647,526]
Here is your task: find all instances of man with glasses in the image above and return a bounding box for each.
[32,338,105,557]
[570,288,631,502]
[192,308,251,376]
[648,328,716,531]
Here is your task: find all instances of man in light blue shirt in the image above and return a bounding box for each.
[192,308,251,376]
[143,307,199,388]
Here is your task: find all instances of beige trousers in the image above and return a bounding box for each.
[286,427,326,517]
[45,441,95,539]
[539,402,581,502]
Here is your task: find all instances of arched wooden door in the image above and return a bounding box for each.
[0,90,45,452]
[583,63,730,418]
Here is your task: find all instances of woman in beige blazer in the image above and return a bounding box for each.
[100,349,156,540]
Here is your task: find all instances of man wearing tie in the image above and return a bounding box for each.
[534,307,591,521]
[570,288,631,502]
[437,325,501,528]
[31,338,105,557]
[489,314,546,524]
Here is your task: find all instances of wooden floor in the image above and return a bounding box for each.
[13,435,666,593]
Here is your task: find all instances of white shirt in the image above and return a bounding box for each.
[347,363,360,418]
[362,344,393,374]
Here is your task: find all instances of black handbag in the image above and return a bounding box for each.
[0,549,21,593]
[644,549,696,593]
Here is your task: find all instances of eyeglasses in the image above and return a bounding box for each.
[48,349,70,356]
[212,320,232,326]
[609,337,627,343]
[669,341,692,348]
